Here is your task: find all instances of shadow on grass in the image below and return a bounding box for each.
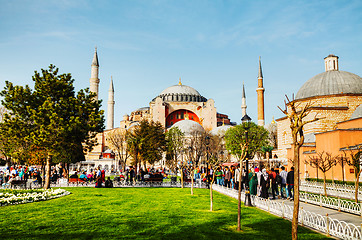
[1,213,330,240]
[0,188,331,240]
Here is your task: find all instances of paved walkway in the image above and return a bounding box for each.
[273,198,362,226]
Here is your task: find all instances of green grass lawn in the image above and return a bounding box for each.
[0,187,330,240]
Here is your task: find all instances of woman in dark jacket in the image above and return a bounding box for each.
[260,169,269,199]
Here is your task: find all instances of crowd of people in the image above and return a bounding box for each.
[1,164,295,199]
[0,165,44,187]
[212,164,295,200]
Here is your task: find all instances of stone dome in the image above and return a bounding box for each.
[210,125,232,137]
[296,71,362,100]
[170,120,205,136]
[152,84,207,102]
[350,104,362,120]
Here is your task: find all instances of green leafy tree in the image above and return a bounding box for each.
[127,120,166,172]
[0,65,105,189]
[224,122,268,231]
[261,145,274,168]
[224,122,269,161]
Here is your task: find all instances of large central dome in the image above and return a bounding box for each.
[160,84,201,96]
[295,55,362,100]
[152,83,207,102]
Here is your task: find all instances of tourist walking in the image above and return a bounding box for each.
[270,168,279,199]
[287,167,294,200]
[249,168,258,195]
[234,165,240,190]
[215,167,223,185]
[224,167,232,188]
[260,169,269,199]
[279,166,288,199]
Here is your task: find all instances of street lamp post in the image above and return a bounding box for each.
[241,114,253,207]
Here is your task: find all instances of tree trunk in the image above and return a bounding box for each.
[323,172,327,196]
[181,167,184,189]
[190,171,194,195]
[43,154,52,189]
[331,166,335,185]
[355,170,361,203]
[237,159,243,231]
[292,145,300,240]
[210,175,214,211]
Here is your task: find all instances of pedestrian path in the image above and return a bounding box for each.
[274,198,362,226]
[213,185,361,240]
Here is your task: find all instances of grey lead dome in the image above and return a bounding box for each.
[152,84,207,102]
[295,70,362,100]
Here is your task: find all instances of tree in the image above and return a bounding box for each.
[106,128,130,171]
[224,122,269,161]
[341,146,362,203]
[224,122,268,231]
[184,128,205,195]
[205,133,226,211]
[165,127,184,177]
[305,151,337,196]
[261,145,274,168]
[127,120,166,172]
[278,96,320,240]
[0,65,105,189]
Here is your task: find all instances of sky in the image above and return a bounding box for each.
[0,0,361,128]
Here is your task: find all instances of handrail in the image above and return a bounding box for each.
[300,192,362,216]
[301,181,362,201]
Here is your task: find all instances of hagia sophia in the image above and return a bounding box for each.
[83,48,362,183]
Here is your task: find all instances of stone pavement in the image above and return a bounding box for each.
[272,198,361,226]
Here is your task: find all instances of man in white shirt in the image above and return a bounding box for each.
[234,165,240,190]
[279,166,288,199]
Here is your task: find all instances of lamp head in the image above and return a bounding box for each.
[241,114,252,123]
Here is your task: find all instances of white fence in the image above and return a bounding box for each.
[301,181,362,201]
[300,192,362,216]
[213,184,362,240]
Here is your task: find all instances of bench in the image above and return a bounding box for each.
[68,178,88,186]
[10,180,27,189]
[144,174,163,183]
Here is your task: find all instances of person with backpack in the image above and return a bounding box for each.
[270,168,279,199]
[275,169,282,199]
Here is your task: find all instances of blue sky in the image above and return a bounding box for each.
[0,0,361,127]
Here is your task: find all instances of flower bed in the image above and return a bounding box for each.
[0,188,70,206]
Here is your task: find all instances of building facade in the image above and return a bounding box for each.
[275,54,362,181]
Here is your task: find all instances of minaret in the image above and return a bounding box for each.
[106,76,115,130]
[256,56,265,127]
[90,47,100,100]
[241,82,247,117]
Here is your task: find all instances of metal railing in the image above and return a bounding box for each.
[300,192,362,216]
[300,181,362,201]
[213,184,362,240]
